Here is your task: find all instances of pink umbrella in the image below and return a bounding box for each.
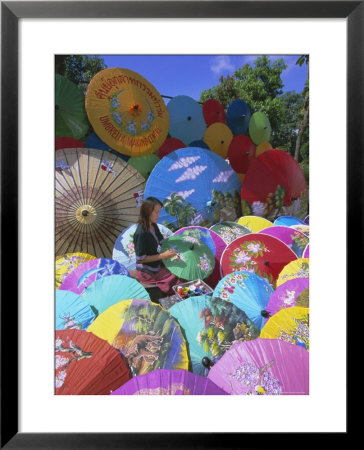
[265,277,309,319]
[258,225,309,258]
[303,244,309,258]
[208,338,309,395]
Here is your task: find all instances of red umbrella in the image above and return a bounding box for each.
[241,150,308,220]
[158,137,186,159]
[202,99,226,126]
[55,137,85,151]
[55,329,131,395]
[220,233,297,288]
[227,134,256,174]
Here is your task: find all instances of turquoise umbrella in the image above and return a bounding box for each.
[55,290,96,330]
[80,274,150,316]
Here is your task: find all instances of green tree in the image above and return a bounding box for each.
[294,55,309,161]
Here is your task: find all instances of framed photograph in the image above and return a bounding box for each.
[1,0,358,447]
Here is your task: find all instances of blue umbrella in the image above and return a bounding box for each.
[173,226,216,256]
[213,271,274,331]
[80,274,150,316]
[55,290,96,330]
[274,216,306,226]
[226,99,251,135]
[188,140,210,150]
[167,95,206,145]
[85,132,129,161]
[113,223,173,270]
[144,147,242,230]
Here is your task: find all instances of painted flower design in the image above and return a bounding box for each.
[55,370,67,389]
[247,242,262,254]
[230,361,282,395]
[251,201,265,217]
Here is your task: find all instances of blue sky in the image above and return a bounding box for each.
[99,54,307,102]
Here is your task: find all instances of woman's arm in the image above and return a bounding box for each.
[139,249,176,263]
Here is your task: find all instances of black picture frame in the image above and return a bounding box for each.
[1,1,357,448]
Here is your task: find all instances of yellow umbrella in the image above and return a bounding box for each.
[237,215,274,233]
[55,252,96,289]
[255,141,272,157]
[276,258,309,287]
[260,306,309,351]
[203,123,233,159]
[88,299,189,376]
[85,68,169,157]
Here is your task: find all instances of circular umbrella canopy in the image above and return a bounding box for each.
[202,123,233,159]
[202,99,226,126]
[167,95,206,145]
[265,277,309,319]
[258,225,309,258]
[161,234,215,281]
[304,215,310,225]
[85,68,169,157]
[80,274,150,316]
[207,338,309,395]
[55,252,97,289]
[188,139,210,150]
[255,141,272,157]
[209,221,250,245]
[276,258,309,287]
[173,226,226,288]
[236,215,273,233]
[144,147,242,230]
[84,132,130,162]
[260,306,310,351]
[127,153,160,180]
[274,215,306,226]
[169,295,260,375]
[303,244,309,258]
[113,223,173,271]
[111,368,228,395]
[87,298,188,377]
[290,224,309,237]
[213,271,274,331]
[220,233,298,288]
[59,258,129,295]
[55,329,131,394]
[55,137,84,151]
[241,150,308,221]
[55,74,90,140]
[227,134,256,174]
[157,137,185,159]
[249,111,271,145]
[226,99,251,135]
[55,148,145,258]
[296,287,309,308]
[55,290,96,330]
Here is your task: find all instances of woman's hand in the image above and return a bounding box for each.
[161,249,177,259]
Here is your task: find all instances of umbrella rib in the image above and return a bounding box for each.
[88,150,116,206]
[63,150,84,203]
[75,148,86,206]
[89,181,145,211]
[55,172,81,206]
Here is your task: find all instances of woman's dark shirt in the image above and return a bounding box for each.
[133,223,164,274]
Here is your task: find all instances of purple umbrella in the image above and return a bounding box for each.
[265,277,309,319]
[111,369,229,395]
[304,215,309,225]
[174,226,227,288]
[258,226,309,257]
[59,258,129,295]
[303,244,309,258]
[207,338,309,395]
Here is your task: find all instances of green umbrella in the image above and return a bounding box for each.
[248,111,271,145]
[127,153,160,180]
[161,234,215,281]
[209,221,251,245]
[55,74,90,140]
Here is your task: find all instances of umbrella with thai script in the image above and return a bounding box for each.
[111,368,228,395]
[202,98,226,127]
[161,234,215,281]
[213,271,274,331]
[80,274,150,316]
[55,329,131,394]
[207,338,309,395]
[260,306,310,351]
[220,233,298,288]
[169,295,259,376]
[248,111,271,145]
[226,99,251,135]
[276,258,309,287]
[56,290,96,330]
[202,123,233,159]
[236,215,274,233]
[265,277,309,320]
[55,148,145,259]
[85,68,169,157]
[258,225,309,258]
[173,226,227,288]
[167,95,206,145]
[209,221,250,245]
[55,137,84,151]
[55,252,97,289]
[112,223,173,271]
[59,258,129,295]
[55,74,90,140]
[241,150,308,221]
[144,147,242,230]
[87,299,188,377]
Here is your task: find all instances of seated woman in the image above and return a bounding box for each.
[129,196,182,297]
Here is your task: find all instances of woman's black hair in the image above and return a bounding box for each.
[138,197,163,230]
